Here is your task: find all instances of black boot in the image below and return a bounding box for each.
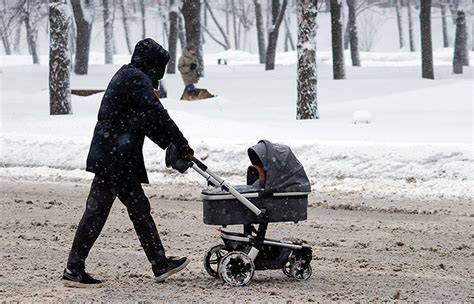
[62,268,103,288]
[153,257,190,282]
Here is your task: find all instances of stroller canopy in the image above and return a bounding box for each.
[248,140,311,194]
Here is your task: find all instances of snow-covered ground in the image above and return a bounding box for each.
[1,49,473,201]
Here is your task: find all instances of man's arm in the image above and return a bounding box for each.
[128,73,189,151]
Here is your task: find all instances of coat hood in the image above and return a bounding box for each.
[131,38,170,89]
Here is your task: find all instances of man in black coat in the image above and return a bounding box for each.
[63,39,193,287]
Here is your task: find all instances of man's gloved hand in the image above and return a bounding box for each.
[176,143,194,160]
[189,63,197,70]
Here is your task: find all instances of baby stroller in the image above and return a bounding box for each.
[166,140,313,286]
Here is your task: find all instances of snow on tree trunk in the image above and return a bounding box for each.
[13,22,21,54]
[119,0,133,54]
[182,0,204,75]
[254,0,266,63]
[297,0,319,120]
[330,0,345,79]
[71,0,94,75]
[395,0,405,48]
[420,0,434,79]
[453,9,468,73]
[139,0,146,39]
[103,0,114,64]
[167,0,178,74]
[407,0,416,52]
[441,2,450,47]
[265,0,288,70]
[347,0,360,66]
[49,2,72,115]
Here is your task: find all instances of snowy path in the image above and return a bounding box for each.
[0,180,472,301]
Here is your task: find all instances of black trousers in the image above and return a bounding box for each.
[67,174,167,272]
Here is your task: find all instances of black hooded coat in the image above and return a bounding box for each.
[86,39,188,183]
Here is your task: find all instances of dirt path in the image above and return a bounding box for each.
[0,180,472,302]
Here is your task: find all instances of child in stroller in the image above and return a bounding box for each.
[166,140,313,286]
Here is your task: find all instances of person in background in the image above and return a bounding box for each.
[178,44,200,98]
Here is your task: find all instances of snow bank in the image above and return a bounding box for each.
[1,51,472,201]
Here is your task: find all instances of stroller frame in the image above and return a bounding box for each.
[188,156,313,286]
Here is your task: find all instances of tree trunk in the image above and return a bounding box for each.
[254,0,266,63]
[441,2,449,47]
[25,0,40,64]
[343,18,350,49]
[13,21,21,54]
[265,0,288,70]
[120,0,133,54]
[103,0,114,64]
[231,0,239,49]
[182,0,204,75]
[140,0,146,39]
[330,0,345,79]
[0,13,11,55]
[297,0,319,120]
[178,14,185,50]
[347,0,360,66]
[49,2,72,115]
[284,15,296,51]
[395,0,404,48]
[71,0,93,75]
[420,0,434,79]
[225,0,229,35]
[167,0,178,74]
[453,10,468,73]
[407,0,415,52]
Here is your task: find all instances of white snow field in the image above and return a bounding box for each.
[1,48,472,201]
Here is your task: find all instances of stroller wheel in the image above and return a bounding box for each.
[290,260,312,281]
[282,262,292,277]
[218,251,255,287]
[204,244,228,278]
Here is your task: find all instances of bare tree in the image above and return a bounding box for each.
[453,9,468,73]
[395,0,404,48]
[71,0,94,75]
[103,0,114,64]
[441,0,449,47]
[49,1,72,115]
[347,0,360,66]
[420,0,434,79]
[167,0,178,74]
[297,0,319,120]
[182,0,203,74]
[119,0,132,54]
[254,0,266,63]
[407,0,415,51]
[330,0,345,79]
[265,0,288,70]
[203,1,231,50]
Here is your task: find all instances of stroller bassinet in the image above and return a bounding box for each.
[201,140,311,225]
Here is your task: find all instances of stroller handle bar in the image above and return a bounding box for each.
[188,155,262,216]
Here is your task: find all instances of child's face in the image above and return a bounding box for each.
[188,48,196,55]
